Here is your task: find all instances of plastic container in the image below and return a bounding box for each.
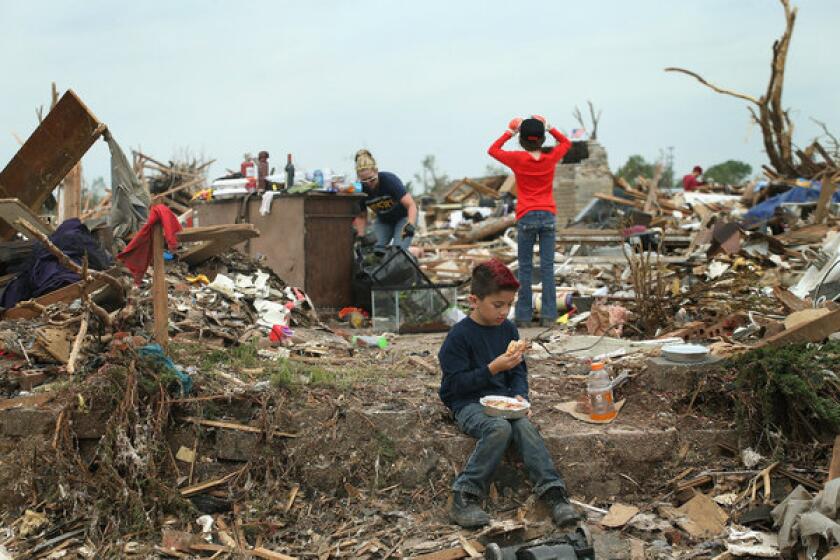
[587,362,616,421]
[351,335,389,349]
[313,169,324,187]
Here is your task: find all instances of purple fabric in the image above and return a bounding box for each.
[1,219,112,309]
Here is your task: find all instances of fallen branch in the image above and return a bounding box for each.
[664,67,760,105]
[66,310,89,376]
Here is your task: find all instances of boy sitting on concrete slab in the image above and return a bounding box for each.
[438,258,580,528]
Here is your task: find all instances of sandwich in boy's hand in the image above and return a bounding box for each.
[505,339,530,356]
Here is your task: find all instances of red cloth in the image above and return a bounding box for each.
[683,173,703,192]
[117,204,182,285]
[488,128,572,220]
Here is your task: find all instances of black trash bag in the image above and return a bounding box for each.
[351,244,419,311]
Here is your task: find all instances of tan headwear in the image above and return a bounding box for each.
[355,149,377,174]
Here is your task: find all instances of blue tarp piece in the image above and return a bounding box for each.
[137,343,192,395]
[743,186,840,224]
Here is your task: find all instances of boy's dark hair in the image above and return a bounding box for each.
[471,259,520,298]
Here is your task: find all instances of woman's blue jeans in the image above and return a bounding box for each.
[372,217,412,249]
[515,211,557,323]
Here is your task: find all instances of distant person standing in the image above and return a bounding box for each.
[488,115,571,327]
[683,165,706,192]
[353,149,418,250]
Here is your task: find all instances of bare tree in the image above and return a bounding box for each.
[572,100,602,140]
[665,0,836,180]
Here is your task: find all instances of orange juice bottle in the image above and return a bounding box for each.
[588,362,616,421]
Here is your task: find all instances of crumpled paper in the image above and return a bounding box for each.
[772,478,840,557]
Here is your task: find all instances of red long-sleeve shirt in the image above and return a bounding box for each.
[488,128,572,220]
[682,173,705,192]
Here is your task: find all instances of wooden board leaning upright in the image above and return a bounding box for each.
[151,223,168,349]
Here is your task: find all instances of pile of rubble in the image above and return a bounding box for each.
[414,167,840,356]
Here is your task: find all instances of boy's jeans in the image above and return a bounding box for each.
[452,403,567,499]
[372,217,413,250]
[515,211,557,323]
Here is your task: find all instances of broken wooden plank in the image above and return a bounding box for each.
[35,326,72,363]
[462,177,501,199]
[0,198,54,237]
[600,503,640,528]
[0,89,105,240]
[772,286,810,312]
[251,547,297,560]
[189,543,233,554]
[180,468,244,496]
[756,307,840,348]
[61,162,83,221]
[180,416,298,438]
[594,192,644,209]
[457,535,482,558]
[829,435,840,484]
[414,540,486,560]
[152,224,168,349]
[179,224,260,266]
[177,224,258,243]
[814,172,837,225]
[442,180,467,203]
[457,215,515,242]
[2,275,110,320]
[498,174,516,196]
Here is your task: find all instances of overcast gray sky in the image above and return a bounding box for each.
[2,0,839,190]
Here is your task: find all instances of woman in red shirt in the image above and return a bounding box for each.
[488,116,571,327]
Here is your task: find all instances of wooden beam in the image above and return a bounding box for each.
[414,540,485,560]
[180,416,298,438]
[152,224,168,349]
[2,274,110,320]
[756,307,840,348]
[0,89,105,239]
[814,173,836,224]
[457,215,515,242]
[179,224,260,266]
[61,161,82,220]
[462,177,501,198]
[251,547,297,560]
[0,198,54,236]
[180,468,243,496]
[829,435,840,484]
[644,164,663,213]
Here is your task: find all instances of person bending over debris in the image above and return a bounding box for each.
[488,116,571,327]
[353,149,418,250]
[683,165,706,192]
[438,259,580,528]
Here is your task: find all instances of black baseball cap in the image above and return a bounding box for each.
[520,118,545,141]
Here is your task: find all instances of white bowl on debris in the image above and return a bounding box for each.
[480,395,530,419]
[661,343,710,363]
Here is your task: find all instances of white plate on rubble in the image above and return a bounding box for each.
[661,344,710,363]
[480,396,530,419]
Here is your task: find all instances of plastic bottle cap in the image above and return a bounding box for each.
[591,362,605,371]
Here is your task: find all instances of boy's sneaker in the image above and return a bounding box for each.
[541,487,582,527]
[450,491,490,528]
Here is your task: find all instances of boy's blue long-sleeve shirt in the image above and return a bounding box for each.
[438,317,528,413]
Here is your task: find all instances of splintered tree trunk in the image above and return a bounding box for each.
[663,0,839,181]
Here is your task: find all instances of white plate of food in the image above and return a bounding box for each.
[480,395,530,419]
